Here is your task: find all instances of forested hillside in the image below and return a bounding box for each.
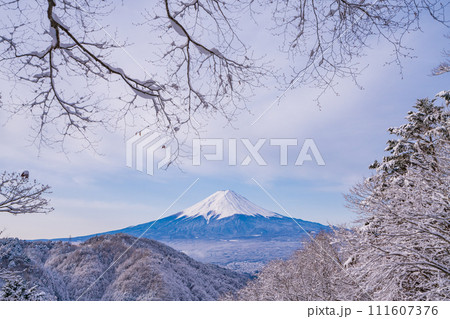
[227,92,450,301]
[0,234,248,300]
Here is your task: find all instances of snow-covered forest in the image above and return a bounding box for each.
[0,0,449,302]
[0,234,248,300]
[226,92,450,301]
[1,92,448,301]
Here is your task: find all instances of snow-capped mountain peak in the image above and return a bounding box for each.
[177,190,282,221]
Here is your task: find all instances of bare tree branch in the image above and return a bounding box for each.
[253,0,448,98]
[432,34,450,75]
[0,171,53,215]
[0,0,447,151]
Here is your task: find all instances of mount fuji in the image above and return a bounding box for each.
[55,190,330,271]
[178,190,282,221]
[61,190,328,241]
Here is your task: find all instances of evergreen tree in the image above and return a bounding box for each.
[0,277,44,301]
[343,91,450,300]
[371,92,449,179]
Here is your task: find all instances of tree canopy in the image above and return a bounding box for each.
[0,0,447,148]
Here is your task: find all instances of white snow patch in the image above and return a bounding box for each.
[132,87,157,100]
[49,26,58,47]
[170,20,186,37]
[210,48,224,58]
[195,43,211,56]
[177,190,283,221]
[33,71,51,78]
[51,12,69,30]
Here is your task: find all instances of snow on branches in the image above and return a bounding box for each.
[0,0,447,150]
[0,276,44,301]
[343,92,450,300]
[0,171,53,215]
[232,92,449,301]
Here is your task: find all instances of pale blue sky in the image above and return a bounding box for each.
[0,8,448,239]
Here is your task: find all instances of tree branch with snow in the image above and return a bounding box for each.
[0,0,447,151]
[0,171,53,215]
[341,92,450,300]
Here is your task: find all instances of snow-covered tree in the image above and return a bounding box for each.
[432,34,450,76]
[0,1,446,150]
[342,91,450,300]
[0,171,53,215]
[0,171,53,290]
[0,277,44,301]
[370,92,449,178]
[228,92,449,301]
[227,233,361,301]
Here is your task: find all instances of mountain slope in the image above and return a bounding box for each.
[0,234,248,300]
[51,190,331,271]
[61,190,329,242]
